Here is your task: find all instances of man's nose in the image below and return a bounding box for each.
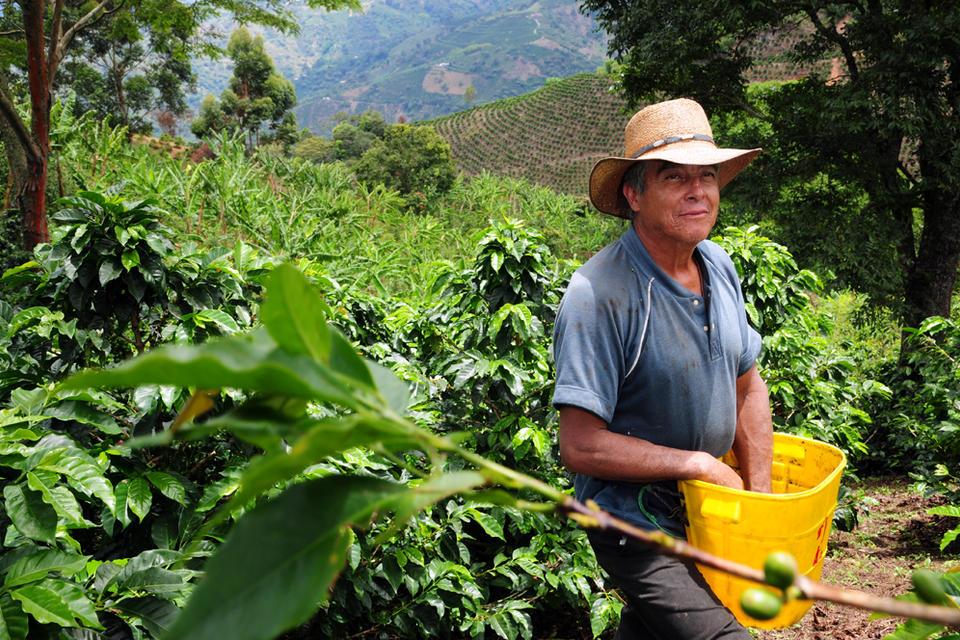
[685,176,707,198]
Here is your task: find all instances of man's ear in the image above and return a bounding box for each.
[622,181,641,214]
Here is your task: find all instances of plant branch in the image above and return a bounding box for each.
[804,7,860,82]
[51,0,116,85]
[558,497,960,628]
[0,83,42,164]
[47,0,65,81]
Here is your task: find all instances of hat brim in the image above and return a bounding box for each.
[589,142,761,218]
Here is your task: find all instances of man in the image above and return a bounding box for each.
[552,98,774,639]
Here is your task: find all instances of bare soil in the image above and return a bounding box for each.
[756,476,957,640]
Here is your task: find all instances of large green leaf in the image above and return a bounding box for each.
[114,597,179,637]
[259,264,332,363]
[98,260,121,286]
[368,361,410,415]
[164,476,408,640]
[329,329,374,388]
[3,550,88,588]
[0,593,28,640]
[33,448,115,513]
[226,415,428,514]
[146,472,187,505]
[25,471,86,526]
[3,484,57,544]
[118,567,186,595]
[42,579,101,629]
[42,401,122,435]
[10,582,75,627]
[104,550,184,594]
[61,329,359,408]
[126,476,153,522]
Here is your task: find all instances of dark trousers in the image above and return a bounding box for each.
[588,531,751,640]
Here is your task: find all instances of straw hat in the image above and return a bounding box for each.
[589,98,761,218]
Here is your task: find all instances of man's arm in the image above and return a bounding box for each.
[558,407,745,489]
[732,365,773,492]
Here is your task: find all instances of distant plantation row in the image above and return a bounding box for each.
[430,28,835,201]
[430,73,629,198]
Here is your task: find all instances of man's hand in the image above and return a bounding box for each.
[692,451,744,490]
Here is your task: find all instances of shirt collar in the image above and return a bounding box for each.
[619,227,709,300]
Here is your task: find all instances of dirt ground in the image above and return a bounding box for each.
[755,476,957,640]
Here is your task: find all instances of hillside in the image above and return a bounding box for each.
[430,20,836,200]
[192,0,607,134]
[431,72,628,199]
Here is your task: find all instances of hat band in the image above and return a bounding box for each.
[630,133,715,159]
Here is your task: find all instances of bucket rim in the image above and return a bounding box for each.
[679,433,847,501]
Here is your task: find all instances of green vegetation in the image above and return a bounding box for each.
[583,0,960,335]
[1,100,958,638]
[285,0,607,132]
[192,28,299,151]
[4,6,960,634]
[0,0,358,251]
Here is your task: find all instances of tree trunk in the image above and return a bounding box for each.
[0,76,29,214]
[903,189,960,329]
[22,0,51,249]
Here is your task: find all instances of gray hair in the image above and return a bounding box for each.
[621,161,647,219]
[623,161,647,196]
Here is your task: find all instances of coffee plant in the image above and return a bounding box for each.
[22,263,955,640]
[715,226,891,457]
[2,101,957,640]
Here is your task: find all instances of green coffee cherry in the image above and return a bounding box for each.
[763,551,799,589]
[912,569,948,605]
[740,588,783,620]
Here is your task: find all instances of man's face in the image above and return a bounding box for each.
[623,160,720,250]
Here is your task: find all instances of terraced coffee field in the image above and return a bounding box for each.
[431,73,629,198]
[431,21,834,199]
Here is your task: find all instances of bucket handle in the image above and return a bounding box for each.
[700,497,742,524]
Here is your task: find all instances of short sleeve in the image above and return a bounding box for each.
[728,257,762,377]
[551,271,625,424]
[737,311,762,377]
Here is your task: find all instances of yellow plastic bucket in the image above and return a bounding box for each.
[680,433,846,629]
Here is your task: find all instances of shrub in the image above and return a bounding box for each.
[714,226,890,458]
[353,124,458,209]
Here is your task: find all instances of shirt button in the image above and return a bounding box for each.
[692,299,700,306]
[703,325,709,332]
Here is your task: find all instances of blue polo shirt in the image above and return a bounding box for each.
[552,227,762,536]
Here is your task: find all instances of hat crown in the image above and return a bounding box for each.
[624,98,714,158]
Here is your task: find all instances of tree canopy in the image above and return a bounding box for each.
[580,0,960,329]
[191,27,298,150]
[0,0,360,250]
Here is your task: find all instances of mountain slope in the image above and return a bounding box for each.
[431,72,628,199]
[294,0,606,131]
[192,0,607,134]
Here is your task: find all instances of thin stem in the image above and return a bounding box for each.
[558,497,960,628]
[451,443,565,502]
[372,444,429,480]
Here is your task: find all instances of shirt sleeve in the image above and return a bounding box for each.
[728,257,762,377]
[737,306,762,377]
[551,271,625,424]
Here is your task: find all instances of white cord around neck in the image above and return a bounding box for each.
[625,276,654,379]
